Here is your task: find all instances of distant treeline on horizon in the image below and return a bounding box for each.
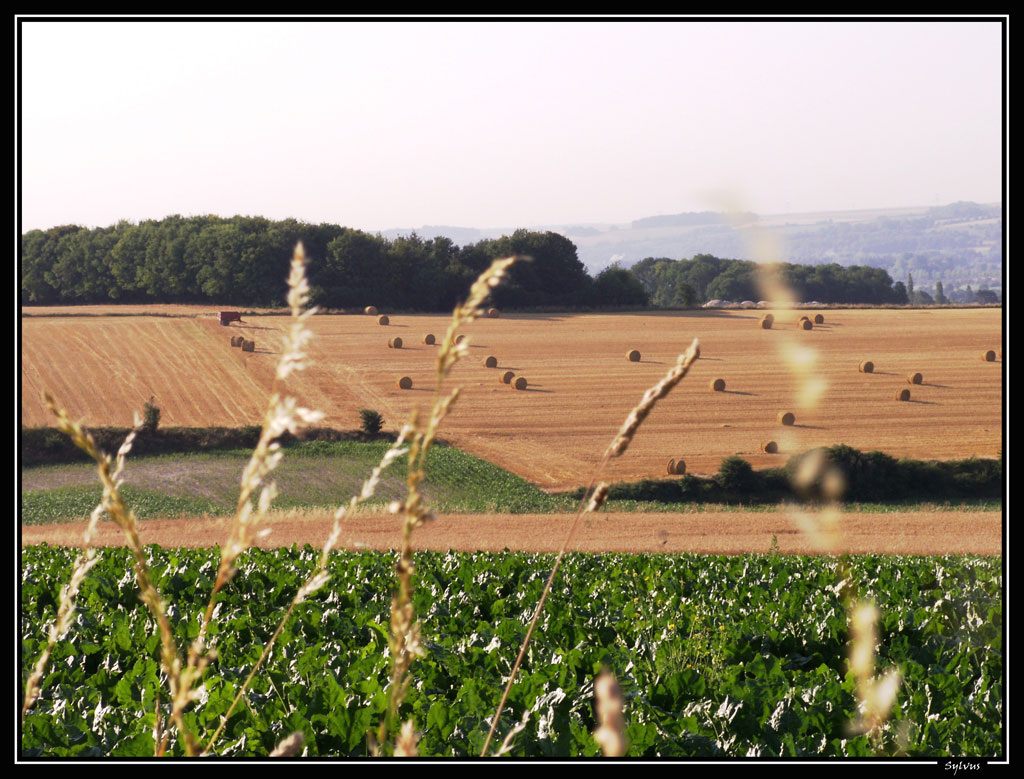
[22,214,919,310]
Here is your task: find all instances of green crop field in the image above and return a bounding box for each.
[20,545,1002,758]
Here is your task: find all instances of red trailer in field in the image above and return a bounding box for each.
[219,311,242,326]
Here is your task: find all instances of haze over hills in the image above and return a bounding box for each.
[382,201,1003,297]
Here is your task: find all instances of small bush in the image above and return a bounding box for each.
[717,455,756,493]
[142,396,161,433]
[359,409,384,435]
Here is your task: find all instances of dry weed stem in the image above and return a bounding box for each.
[482,337,700,756]
[593,671,627,757]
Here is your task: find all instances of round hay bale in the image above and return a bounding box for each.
[364,306,378,316]
[761,440,778,453]
[666,458,687,475]
[423,333,436,345]
[982,350,996,362]
[500,370,515,385]
[397,376,413,390]
[378,315,390,326]
[230,335,242,347]
[456,334,465,344]
[907,372,922,385]
[483,355,498,368]
[512,377,528,391]
[800,319,813,330]
[627,349,641,362]
[814,313,824,324]
[895,388,910,401]
[242,340,255,353]
[777,411,795,426]
[859,361,874,373]
[710,378,726,392]
[388,337,403,349]
[487,307,500,318]
[759,314,774,329]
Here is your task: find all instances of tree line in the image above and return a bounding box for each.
[20,215,647,310]
[631,254,908,306]
[22,215,920,311]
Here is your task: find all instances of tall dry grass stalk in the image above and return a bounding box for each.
[33,243,336,757]
[175,242,326,754]
[202,426,412,755]
[592,670,627,757]
[372,256,520,755]
[848,602,902,738]
[193,241,432,754]
[22,421,143,721]
[756,259,901,743]
[37,395,201,754]
[481,338,701,756]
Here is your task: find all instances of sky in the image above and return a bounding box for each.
[18,17,1005,233]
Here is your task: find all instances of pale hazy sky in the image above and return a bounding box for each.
[18,18,1004,233]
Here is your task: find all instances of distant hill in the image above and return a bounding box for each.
[378,225,489,246]
[630,211,758,230]
[383,202,1002,297]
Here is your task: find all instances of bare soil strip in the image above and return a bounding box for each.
[20,510,1002,556]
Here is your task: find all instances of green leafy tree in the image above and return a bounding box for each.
[704,262,757,302]
[593,266,648,307]
[675,279,697,308]
[479,230,594,309]
[359,409,384,435]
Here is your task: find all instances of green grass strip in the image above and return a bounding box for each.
[21,485,229,525]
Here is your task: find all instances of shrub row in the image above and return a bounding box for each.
[565,446,1002,504]
[787,444,1003,502]
[19,426,402,468]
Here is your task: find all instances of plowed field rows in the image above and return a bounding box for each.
[21,308,1002,491]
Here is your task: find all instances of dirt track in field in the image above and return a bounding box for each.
[21,307,1003,491]
[20,509,1002,556]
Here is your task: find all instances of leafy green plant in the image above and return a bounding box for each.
[20,547,1003,757]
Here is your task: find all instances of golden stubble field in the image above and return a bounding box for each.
[21,307,1003,492]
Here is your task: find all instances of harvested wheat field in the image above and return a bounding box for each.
[18,509,1002,556]
[21,308,1002,491]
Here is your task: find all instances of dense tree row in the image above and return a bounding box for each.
[23,214,968,311]
[20,216,648,310]
[631,254,907,306]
